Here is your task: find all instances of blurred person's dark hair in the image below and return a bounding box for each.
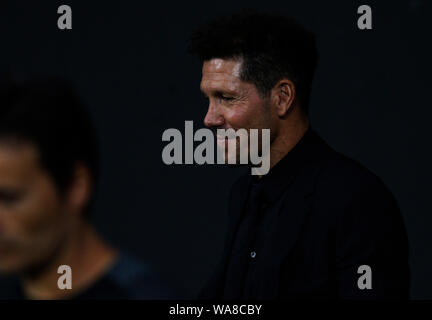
[0,73,99,217]
[188,9,318,115]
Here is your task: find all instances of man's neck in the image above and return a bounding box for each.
[21,222,117,300]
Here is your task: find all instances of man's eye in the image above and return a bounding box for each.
[221,96,234,101]
[0,191,22,205]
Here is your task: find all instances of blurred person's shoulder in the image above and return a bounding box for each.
[0,254,179,300]
[76,252,179,300]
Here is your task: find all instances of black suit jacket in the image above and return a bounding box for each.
[200,128,410,300]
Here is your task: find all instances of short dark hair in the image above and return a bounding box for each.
[0,74,99,210]
[188,10,318,114]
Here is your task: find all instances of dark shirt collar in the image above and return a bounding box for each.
[250,127,324,205]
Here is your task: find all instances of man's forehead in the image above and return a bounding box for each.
[0,142,39,170]
[201,58,243,91]
[0,143,40,185]
[202,58,242,75]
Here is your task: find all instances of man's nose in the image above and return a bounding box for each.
[204,103,224,128]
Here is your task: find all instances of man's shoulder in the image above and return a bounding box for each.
[229,133,398,211]
[310,146,403,232]
[231,137,392,198]
[314,146,394,202]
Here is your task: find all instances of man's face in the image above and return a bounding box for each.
[200,58,276,163]
[0,142,72,274]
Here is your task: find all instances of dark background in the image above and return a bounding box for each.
[0,0,430,298]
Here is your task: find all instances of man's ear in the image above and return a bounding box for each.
[271,79,296,117]
[66,164,92,215]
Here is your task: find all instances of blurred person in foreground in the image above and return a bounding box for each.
[0,75,175,299]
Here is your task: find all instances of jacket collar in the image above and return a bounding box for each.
[251,127,326,205]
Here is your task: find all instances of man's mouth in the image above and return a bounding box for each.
[216,136,228,149]
[216,135,228,140]
[216,136,238,148]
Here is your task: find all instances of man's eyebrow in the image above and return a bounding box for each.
[201,89,237,97]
